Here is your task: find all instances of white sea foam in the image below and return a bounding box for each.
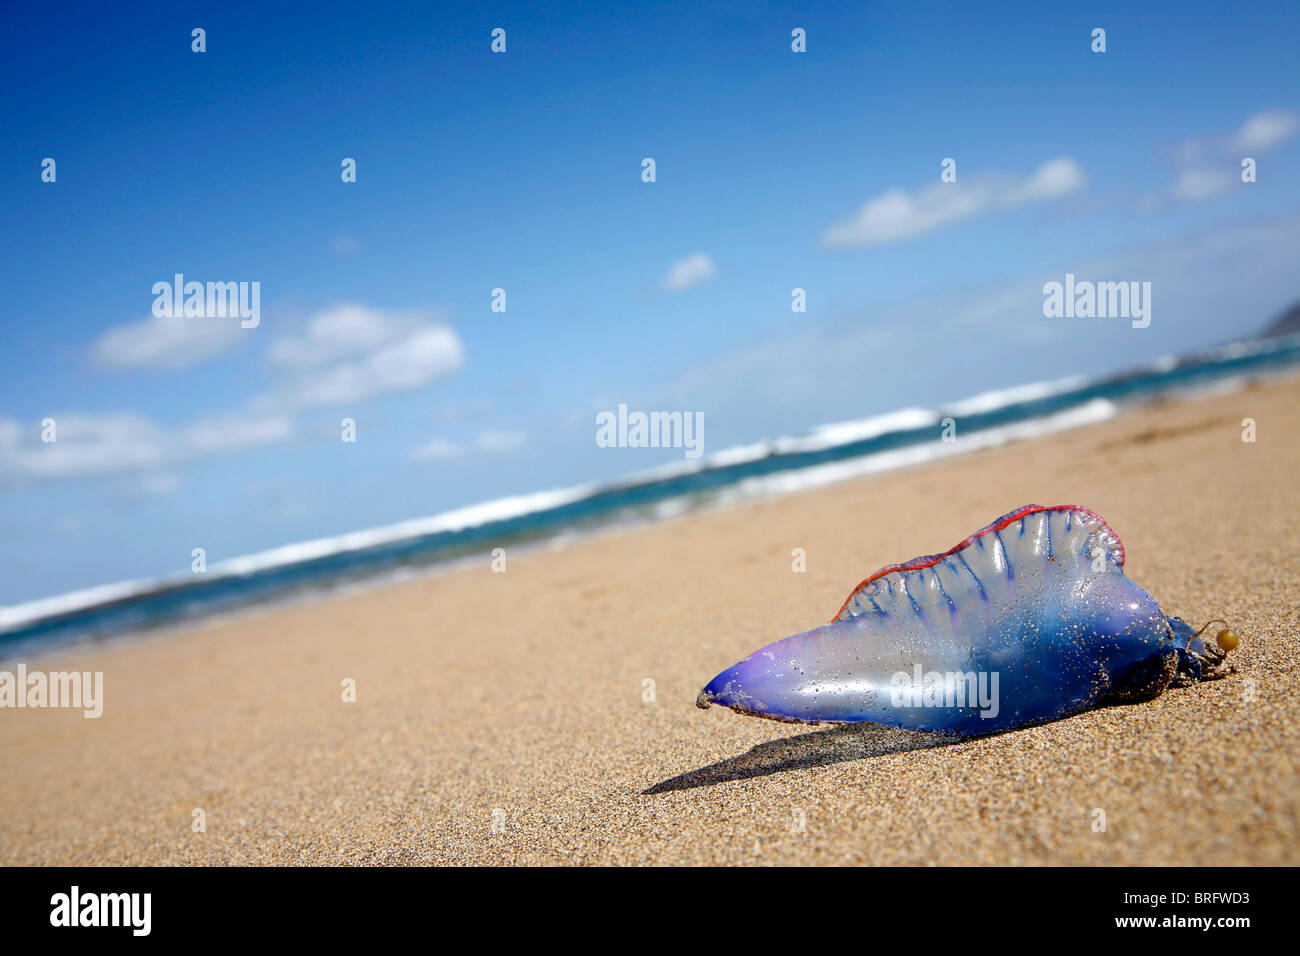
[799,407,940,449]
[211,483,598,578]
[611,406,945,486]
[940,375,1088,417]
[702,398,1117,507]
[0,578,170,634]
[0,483,599,634]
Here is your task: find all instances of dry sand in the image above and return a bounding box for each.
[2,377,1297,866]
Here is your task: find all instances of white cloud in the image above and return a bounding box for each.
[0,413,167,479]
[1166,109,1299,203]
[661,253,718,293]
[0,417,20,451]
[409,438,464,461]
[0,410,296,484]
[823,157,1085,247]
[8,303,463,487]
[275,327,463,410]
[262,306,464,411]
[476,429,527,453]
[91,313,242,372]
[1231,109,1300,153]
[267,304,415,369]
[1171,167,1234,201]
[409,428,525,461]
[181,414,295,454]
[1005,157,1088,203]
[825,187,983,246]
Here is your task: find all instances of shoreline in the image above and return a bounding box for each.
[7,361,1300,662]
[1,375,1297,865]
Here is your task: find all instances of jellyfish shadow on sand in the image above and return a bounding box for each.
[643,721,964,794]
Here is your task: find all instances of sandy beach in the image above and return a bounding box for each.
[2,377,1297,866]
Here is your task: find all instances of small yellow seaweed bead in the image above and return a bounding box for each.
[1216,628,1239,652]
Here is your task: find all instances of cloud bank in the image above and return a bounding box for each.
[823,157,1085,247]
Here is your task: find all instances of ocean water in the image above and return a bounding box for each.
[4,334,1299,658]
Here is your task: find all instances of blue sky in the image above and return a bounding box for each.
[1,0,1298,605]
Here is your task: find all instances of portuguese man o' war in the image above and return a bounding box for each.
[697,505,1238,734]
